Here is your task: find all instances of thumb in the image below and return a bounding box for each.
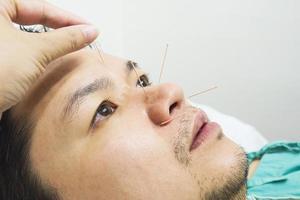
[36,25,99,63]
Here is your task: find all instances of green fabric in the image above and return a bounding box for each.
[246,141,300,200]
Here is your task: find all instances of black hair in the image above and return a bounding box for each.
[0,24,60,200]
[0,109,60,200]
[0,25,93,199]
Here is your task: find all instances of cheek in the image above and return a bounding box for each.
[80,133,198,199]
[84,133,170,180]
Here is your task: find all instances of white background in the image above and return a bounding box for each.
[49,0,300,141]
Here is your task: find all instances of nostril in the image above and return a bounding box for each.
[169,102,178,114]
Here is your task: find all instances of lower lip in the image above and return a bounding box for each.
[190,122,221,151]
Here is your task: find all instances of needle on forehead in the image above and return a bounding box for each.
[93,41,105,64]
[188,86,218,99]
[158,44,169,84]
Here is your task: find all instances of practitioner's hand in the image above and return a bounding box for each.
[0,0,99,113]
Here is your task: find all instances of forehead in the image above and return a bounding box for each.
[13,49,130,118]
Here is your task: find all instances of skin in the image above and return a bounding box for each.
[12,49,248,200]
[248,160,260,179]
[0,0,98,113]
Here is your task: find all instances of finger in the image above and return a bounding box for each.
[35,24,99,63]
[9,0,90,28]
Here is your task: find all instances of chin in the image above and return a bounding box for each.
[190,136,248,200]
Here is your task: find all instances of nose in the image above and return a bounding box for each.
[146,83,184,125]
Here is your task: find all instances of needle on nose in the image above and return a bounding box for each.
[158,44,169,84]
[130,61,147,97]
[188,86,218,99]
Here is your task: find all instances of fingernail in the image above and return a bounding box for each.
[82,26,99,42]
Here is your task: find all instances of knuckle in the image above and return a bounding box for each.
[70,37,78,51]
[39,53,52,67]
[67,30,79,50]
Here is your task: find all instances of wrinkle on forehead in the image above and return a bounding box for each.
[13,51,89,118]
[24,58,78,114]
[13,49,130,120]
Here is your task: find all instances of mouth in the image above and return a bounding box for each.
[189,110,221,152]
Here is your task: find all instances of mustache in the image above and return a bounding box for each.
[172,106,198,166]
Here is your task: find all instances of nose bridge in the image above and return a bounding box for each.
[146,83,184,125]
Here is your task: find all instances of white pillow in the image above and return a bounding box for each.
[190,102,268,152]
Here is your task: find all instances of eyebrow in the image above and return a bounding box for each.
[62,60,139,121]
[62,77,113,120]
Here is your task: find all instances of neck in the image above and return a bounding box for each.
[248,159,260,179]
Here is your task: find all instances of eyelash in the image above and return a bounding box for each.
[91,74,151,128]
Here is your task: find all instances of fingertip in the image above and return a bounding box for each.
[81,25,100,43]
[34,25,100,63]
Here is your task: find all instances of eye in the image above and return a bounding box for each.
[136,74,151,88]
[91,100,117,128]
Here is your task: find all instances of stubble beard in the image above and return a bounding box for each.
[172,107,248,200]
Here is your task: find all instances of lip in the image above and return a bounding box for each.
[189,110,208,151]
[189,110,221,152]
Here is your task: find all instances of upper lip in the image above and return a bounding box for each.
[189,110,209,151]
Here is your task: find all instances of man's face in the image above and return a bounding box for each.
[14,49,247,199]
